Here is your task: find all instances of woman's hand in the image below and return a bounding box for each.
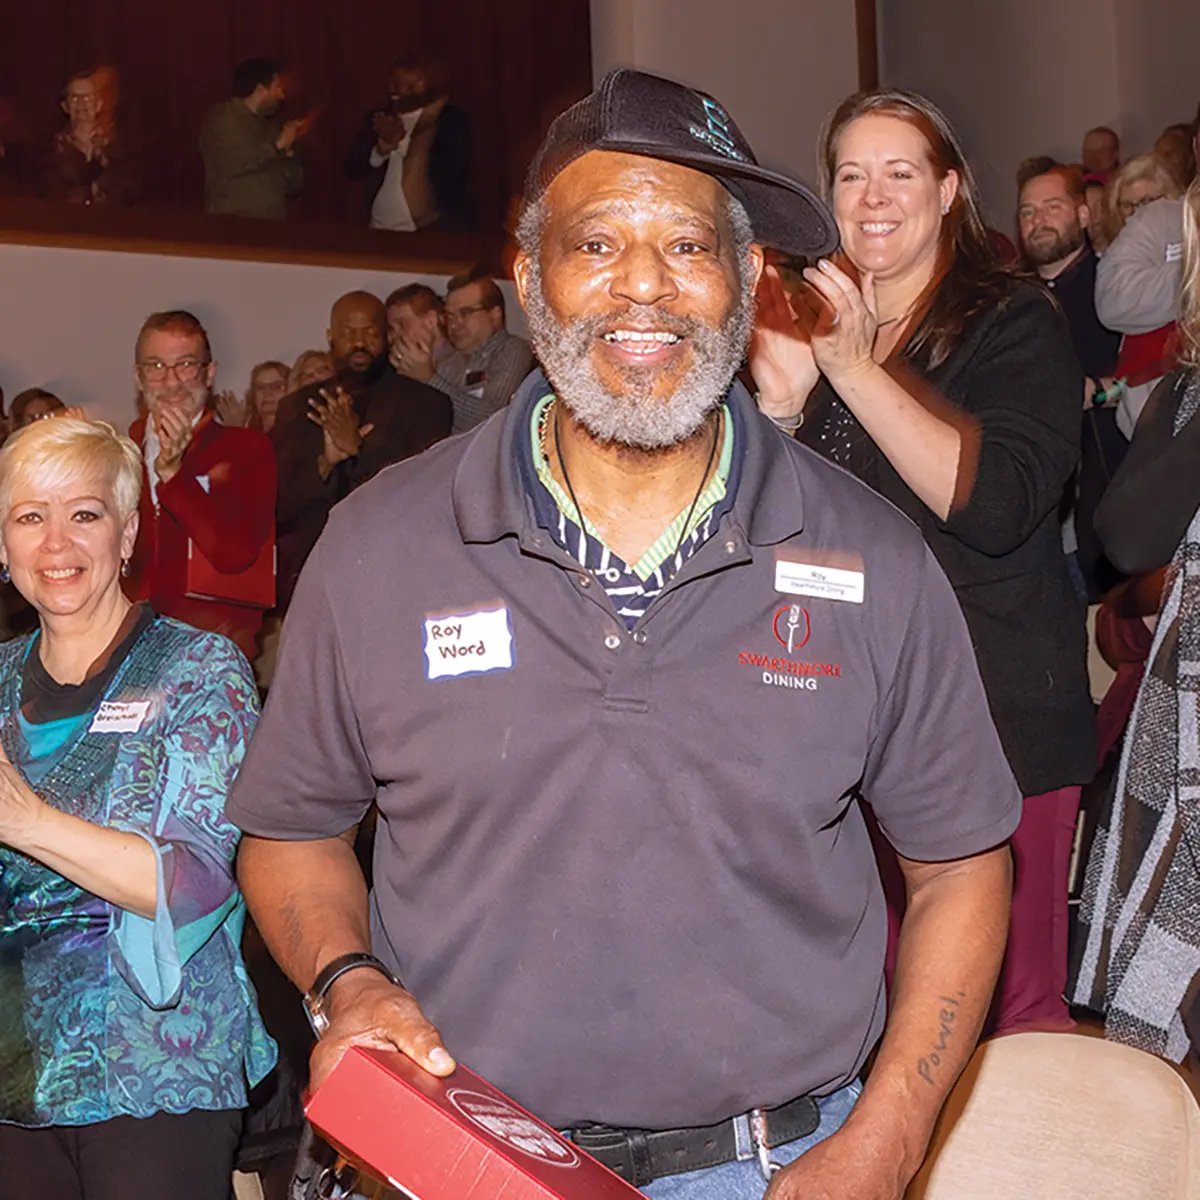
[0,740,47,850]
[215,390,247,427]
[748,265,822,420]
[804,258,879,385]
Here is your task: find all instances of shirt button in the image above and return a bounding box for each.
[604,633,621,650]
[724,540,737,554]
[632,630,648,646]
[577,574,591,588]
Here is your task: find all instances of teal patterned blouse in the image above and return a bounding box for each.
[0,616,277,1127]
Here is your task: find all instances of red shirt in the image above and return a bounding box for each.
[127,411,276,659]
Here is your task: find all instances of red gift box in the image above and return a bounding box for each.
[305,1047,646,1200]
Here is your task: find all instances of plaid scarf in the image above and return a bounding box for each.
[1070,370,1200,1062]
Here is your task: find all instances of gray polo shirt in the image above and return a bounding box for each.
[227,373,1020,1131]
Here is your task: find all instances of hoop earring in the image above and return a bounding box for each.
[0,565,8,585]
[120,559,130,578]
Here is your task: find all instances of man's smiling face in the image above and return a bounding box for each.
[515,151,763,449]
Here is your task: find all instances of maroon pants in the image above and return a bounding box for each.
[878,785,1082,1034]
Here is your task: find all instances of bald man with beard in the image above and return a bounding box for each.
[273,290,451,607]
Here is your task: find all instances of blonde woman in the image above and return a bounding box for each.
[0,419,275,1199]
[287,348,333,395]
[1072,177,1200,1073]
[1096,154,1186,435]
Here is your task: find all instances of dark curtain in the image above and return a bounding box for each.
[0,0,593,228]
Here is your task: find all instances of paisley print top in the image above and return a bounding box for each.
[0,617,277,1127]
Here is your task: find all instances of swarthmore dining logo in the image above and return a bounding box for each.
[738,605,841,691]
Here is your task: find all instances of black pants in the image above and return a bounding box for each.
[0,1108,243,1200]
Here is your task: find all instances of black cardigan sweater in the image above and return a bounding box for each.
[1095,370,1200,575]
[800,281,1095,796]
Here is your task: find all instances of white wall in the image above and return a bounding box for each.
[0,244,522,428]
[1112,0,1200,153]
[590,0,859,186]
[879,0,1198,228]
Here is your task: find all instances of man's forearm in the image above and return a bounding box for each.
[237,833,371,993]
[842,846,1012,1178]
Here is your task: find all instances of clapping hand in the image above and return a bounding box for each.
[373,111,406,154]
[802,258,879,385]
[308,387,373,468]
[215,390,247,427]
[152,404,194,485]
[748,264,825,421]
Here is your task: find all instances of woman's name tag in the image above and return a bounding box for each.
[88,700,151,734]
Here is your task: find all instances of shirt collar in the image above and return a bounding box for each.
[452,370,806,548]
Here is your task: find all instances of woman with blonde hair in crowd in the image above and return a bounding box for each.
[0,418,275,1199]
[1072,177,1200,1073]
[752,87,1094,1036]
[1097,154,1186,436]
[287,349,333,395]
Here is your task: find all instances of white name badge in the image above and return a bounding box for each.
[89,700,152,734]
[423,607,515,681]
[776,560,865,604]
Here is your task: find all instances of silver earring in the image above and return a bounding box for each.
[0,565,8,585]
[120,559,130,578]
[942,204,951,214]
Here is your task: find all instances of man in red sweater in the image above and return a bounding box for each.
[126,310,276,659]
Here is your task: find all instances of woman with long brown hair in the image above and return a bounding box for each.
[753,89,1094,1034]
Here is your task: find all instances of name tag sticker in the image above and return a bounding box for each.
[776,560,865,604]
[89,700,152,735]
[423,607,515,681]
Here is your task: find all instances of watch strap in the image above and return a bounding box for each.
[304,951,402,1037]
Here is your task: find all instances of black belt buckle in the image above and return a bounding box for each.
[569,1094,820,1188]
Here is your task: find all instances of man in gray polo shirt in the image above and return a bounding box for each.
[229,70,1020,1200]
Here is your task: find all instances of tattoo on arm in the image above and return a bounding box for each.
[917,991,965,1087]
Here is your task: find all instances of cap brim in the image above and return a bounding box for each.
[594,139,840,260]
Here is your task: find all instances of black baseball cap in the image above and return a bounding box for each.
[525,68,839,260]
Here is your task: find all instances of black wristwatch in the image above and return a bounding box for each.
[303,952,402,1038]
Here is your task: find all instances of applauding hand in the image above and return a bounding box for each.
[802,258,879,385]
[214,390,246,427]
[748,264,826,423]
[152,405,194,485]
[308,388,373,470]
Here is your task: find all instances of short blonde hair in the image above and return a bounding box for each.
[288,349,333,393]
[0,418,142,522]
[1179,178,1200,370]
[1105,153,1184,238]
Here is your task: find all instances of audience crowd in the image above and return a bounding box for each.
[1,66,1199,1200]
[2,56,471,229]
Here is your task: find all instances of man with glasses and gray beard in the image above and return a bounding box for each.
[228,72,1019,1200]
[125,310,276,658]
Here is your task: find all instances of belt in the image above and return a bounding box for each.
[568,1094,820,1188]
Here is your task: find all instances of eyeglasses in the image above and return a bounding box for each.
[444,302,490,322]
[1118,193,1164,218]
[137,358,208,383]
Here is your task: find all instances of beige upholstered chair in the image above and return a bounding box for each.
[908,1032,1200,1199]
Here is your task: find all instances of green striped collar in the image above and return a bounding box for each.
[530,394,733,581]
